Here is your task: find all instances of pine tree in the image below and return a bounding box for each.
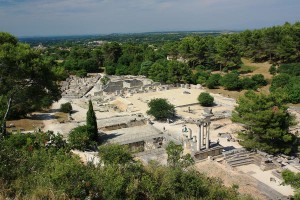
[232,91,296,155]
[86,100,98,141]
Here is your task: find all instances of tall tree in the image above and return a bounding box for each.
[148,62,168,83]
[215,36,241,71]
[0,33,60,136]
[102,42,122,66]
[86,100,98,141]
[232,91,296,154]
[167,60,191,84]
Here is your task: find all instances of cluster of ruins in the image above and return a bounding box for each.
[61,74,101,98]
[39,73,300,199]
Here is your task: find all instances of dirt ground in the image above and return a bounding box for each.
[6,118,44,132]
[241,58,273,80]
[196,160,268,200]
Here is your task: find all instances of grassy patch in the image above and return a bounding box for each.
[54,112,69,123]
[6,119,44,132]
[206,87,246,100]
[238,64,258,74]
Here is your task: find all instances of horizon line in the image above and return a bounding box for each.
[18,29,244,38]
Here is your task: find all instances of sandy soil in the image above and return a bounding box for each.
[196,160,269,199]
[236,164,294,197]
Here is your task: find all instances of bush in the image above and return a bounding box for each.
[98,144,133,165]
[105,65,116,75]
[278,63,300,76]
[68,126,95,150]
[198,92,214,107]
[60,102,72,113]
[206,74,222,89]
[220,72,242,90]
[269,65,277,75]
[270,73,291,92]
[251,74,267,86]
[147,98,175,120]
[100,76,110,85]
[75,69,87,77]
[269,74,300,104]
[241,77,257,90]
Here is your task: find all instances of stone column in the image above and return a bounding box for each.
[206,122,210,149]
[193,135,197,143]
[197,125,201,151]
[201,123,205,146]
[183,139,187,148]
[188,128,192,139]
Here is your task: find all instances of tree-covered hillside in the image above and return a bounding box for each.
[0,132,252,199]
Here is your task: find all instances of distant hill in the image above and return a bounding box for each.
[19,30,238,46]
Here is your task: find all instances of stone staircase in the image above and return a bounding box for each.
[224,152,257,168]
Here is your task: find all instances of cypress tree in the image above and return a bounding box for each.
[86,100,98,141]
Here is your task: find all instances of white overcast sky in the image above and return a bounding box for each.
[0,0,299,36]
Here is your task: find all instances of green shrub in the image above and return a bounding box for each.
[251,74,267,86]
[75,69,87,77]
[278,63,300,76]
[198,92,214,107]
[147,98,175,120]
[60,102,72,113]
[241,77,257,90]
[68,125,95,150]
[206,74,222,89]
[269,65,277,75]
[220,72,242,90]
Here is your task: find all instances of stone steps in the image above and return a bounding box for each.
[224,151,255,160]
[224,152,256,168]
[227,159,254,167]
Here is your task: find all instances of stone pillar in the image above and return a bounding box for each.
[197,125,201,151]
[183,140,187,148]
[206,122,210,149]
[193,135,197,143]
[188,128,192,139]
[201,123,205,146]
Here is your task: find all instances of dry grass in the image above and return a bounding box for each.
[54,112,68,123]
[206,87,246,100]
[241,58,273,80]
[207,58,273,100]
[6,112,68,132]
[238,64,258,73]
[6,119,44,132]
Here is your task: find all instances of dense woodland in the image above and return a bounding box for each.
[37,22,300,103]
[1,22,300,199]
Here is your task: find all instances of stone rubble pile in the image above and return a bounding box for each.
[61,74,101,99]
